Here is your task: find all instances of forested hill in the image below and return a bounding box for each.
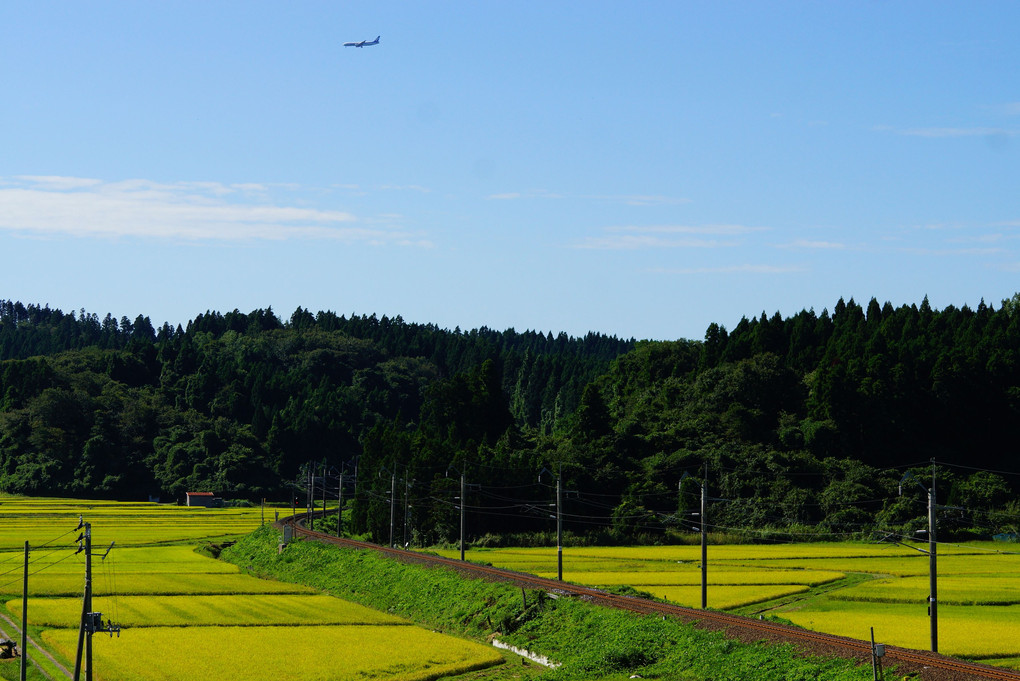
[0,300,633,500]
[2,296,1019,544]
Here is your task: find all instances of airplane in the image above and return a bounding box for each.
[344,36,380,48]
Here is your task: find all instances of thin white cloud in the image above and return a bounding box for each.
[899,246,1003,256]
[487,189,565,200]
[0,176,426,244]
[14,175,103,190]
[946,232,1019,245]
[779,239,846,250]
[609,224,764,236]
[486,190,688,205]
[609,194,691,206]
[876,126,1018,138]
[574,224,761,250]
[649,265,806,274]
[378,184,431,193]
[576,235,738,250]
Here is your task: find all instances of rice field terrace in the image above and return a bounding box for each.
[0,495,267,548]
[432,540,1020,670]
[0,495,505,681]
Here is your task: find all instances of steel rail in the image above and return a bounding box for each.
[280,514,1020,681]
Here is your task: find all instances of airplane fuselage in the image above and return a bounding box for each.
[344,36,380,47]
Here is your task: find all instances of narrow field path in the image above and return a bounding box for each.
[0,610,70,679]
[739,571,878,616]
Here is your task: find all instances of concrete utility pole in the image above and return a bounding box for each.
[72,522,118,681]
[306,464,312,523]
[389,472,396,548]
[538,467,563,580]
[701,462,708,610]
[20,541,27,681]
[929,461,938,653]
[898,461,938,653]
[459,471,466,562]
[680,467,709,609]
[556,474,563,582]
[870,627,885,680]
[403,475,411,548]
[73,522,91,681]
[337,472,344,538]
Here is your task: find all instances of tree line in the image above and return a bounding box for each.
[1,296,1018,545]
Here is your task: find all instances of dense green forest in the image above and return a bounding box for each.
[1,296,1018,545]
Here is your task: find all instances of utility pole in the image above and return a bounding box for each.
[459,470,466,561]
[71,524,118,681]
[556,473,563,582]
[403,475,412,549]
[306,464,312,524]
[929,460,938,653]
[20,541,27,681]
[337,472,344,538]
[389,472,396,548]
[870,627,885,681]
[898,462,938,653]
[538,466,563,580]
[701,462,708,610]
[72,521,91,681]
[679,467,708,608]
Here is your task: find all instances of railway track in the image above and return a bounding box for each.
[280,515,1020,681]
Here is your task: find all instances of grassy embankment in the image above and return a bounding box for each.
[435,543,1020,669]
[222,527,887,681]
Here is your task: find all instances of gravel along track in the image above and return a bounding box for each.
[282,516,1020,681]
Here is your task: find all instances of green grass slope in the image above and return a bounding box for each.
[221,527,883,681]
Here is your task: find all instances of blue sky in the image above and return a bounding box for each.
[2,2,1019,341]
